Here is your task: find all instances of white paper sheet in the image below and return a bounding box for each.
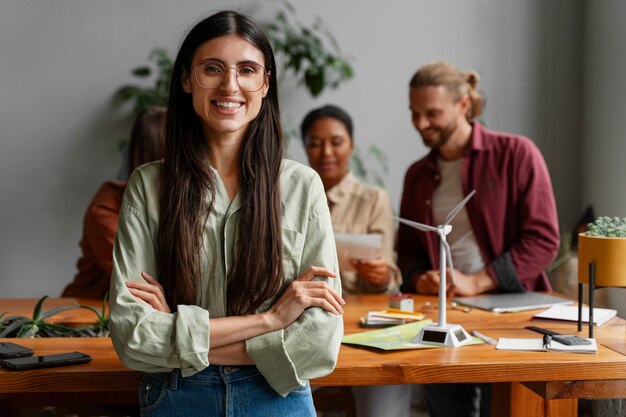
[533,305,617,326]
[334,233,382,272]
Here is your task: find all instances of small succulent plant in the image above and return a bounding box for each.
[0,294,109,338]
[586,216,626,238]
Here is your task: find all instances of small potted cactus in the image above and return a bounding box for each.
[578,216,626,287]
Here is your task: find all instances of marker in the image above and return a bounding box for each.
[471,330,497,345]
[525,326,560,336]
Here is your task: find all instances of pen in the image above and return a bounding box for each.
[525,326,560,336]
[471,330,497,345]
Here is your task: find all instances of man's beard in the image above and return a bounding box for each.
[420,119,458,150]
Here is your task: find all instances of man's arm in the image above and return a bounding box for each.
[486,139,560,292]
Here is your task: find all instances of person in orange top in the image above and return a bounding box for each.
[62,107,166,298]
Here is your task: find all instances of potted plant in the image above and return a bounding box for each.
[578,216,626,287]
[0,295,109,338]
[577,216,626,336]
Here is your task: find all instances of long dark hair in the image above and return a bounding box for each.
[157,11,284,316]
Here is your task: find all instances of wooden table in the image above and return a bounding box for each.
[1,296,625,417]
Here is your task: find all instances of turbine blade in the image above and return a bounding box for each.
[393,216,438,233]
[444,189,477,225]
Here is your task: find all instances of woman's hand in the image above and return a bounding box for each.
[351,258,390,288]
[125,272,172,313]
[266,266,344,330]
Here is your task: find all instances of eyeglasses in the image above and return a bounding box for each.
[190,60,269,92]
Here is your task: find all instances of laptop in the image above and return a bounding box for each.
[453,292,574,313]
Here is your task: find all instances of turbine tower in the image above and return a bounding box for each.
[395,190,476,347]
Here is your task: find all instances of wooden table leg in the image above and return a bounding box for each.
[492,382,578,417]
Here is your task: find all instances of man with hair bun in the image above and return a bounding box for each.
[397,61,560,417]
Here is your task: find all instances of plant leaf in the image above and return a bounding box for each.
[0,318,29,337]
[116,86,143,101]
[132,66,151,77]
[32,296,48,321]
[17,323,38,338]
[39,305,83,321]
[304,68,324,97]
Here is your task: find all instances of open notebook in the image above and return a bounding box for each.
[453,292,574,313]
[496,337,597,354]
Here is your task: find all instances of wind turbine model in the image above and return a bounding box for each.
[395,189,476,347]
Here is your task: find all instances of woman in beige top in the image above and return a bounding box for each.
[301,104,410,417]
[301,104,402,295]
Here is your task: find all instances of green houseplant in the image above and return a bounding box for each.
[263,1,353,97]
[0,295,109,338]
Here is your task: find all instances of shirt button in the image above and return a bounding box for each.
[425,199,431,206]
[434,175,440,181]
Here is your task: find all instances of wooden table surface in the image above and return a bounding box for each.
[325,294,626,386]
[1,295,625,416]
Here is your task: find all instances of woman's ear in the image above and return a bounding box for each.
[262,75,269,98]
[181,68,192,94]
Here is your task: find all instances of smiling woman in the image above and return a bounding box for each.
[108,11,343,417]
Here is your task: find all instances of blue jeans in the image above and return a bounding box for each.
[139,365,315,417]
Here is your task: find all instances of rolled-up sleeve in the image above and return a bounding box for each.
[245,172,343,396]
[109,168,211,377]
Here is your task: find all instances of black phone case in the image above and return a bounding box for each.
[0,351,92,370]
[0,342,34,359]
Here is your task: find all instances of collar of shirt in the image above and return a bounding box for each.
[207,164,242,215]
[325,171,358,207]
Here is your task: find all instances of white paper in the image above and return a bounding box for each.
[496,338,546,351]
[533,305,617,326]
[334,233,382,272]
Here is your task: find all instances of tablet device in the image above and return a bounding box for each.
[453,292,574,312]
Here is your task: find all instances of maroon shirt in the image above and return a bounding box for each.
[397,122,560,293]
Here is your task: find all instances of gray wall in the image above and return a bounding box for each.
[583,0,626,318]
[0,1,591,300]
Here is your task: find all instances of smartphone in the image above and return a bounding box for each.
[0,342,34,359]
[0,351,92,371]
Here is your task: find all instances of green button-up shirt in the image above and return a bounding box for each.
[109,159,343,396]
